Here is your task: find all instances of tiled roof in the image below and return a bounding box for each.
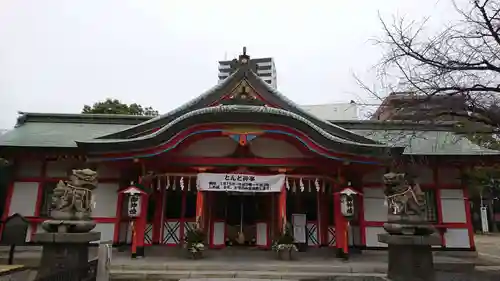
[0,122,131,148]
[0,114,497,156]
[353,130,500,155]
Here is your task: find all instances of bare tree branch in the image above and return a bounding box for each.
[365,0,500,133]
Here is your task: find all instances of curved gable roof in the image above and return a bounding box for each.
[96,52,377,146]
[77,105,401,160]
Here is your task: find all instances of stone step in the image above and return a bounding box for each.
[112,262,383,274]
[110,270,387,280]
[111,259,475,274]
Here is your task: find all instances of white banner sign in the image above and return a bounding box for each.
[197,173,285,192]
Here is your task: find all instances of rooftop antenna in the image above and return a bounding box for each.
[224,51,227,61]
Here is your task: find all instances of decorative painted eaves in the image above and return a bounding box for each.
[76,105,402,161]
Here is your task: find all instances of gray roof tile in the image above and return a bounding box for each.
[0,122,131,148]
[354,130,500,155]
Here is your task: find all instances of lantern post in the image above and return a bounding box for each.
[121,184,147,259]
[337,186,360,260]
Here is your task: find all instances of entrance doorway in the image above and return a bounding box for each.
[212,192,271,247]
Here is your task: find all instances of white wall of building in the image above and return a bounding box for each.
[7,160,121,243]
[440,189,470,249]
[300,103,358,121]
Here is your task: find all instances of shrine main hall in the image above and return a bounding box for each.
[0,51,490,256]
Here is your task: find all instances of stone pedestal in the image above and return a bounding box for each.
[378,233,441,281]
[32,232,101,278]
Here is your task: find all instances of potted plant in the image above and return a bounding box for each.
[271,226,297,260]
[184,228,206,259]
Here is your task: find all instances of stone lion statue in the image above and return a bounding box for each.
[43,168,98,233]
[382,172,434,235]
[383,172,425,217]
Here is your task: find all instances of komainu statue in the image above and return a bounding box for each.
[42,168,98,233]
[382,172,435,235]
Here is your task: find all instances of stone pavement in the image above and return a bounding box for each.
[2,244,500,280]
[180,279,290,281]
[475,234,500,265]
[108,247,476,280]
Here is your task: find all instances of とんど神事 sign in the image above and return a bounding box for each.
[197,173,285,192]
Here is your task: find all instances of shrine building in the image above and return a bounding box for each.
[0,51,492,256]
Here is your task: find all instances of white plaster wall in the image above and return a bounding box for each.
[438,167,461,186]
[362,168,385,184]
[365,227,387,247]
[440,189,467,223]
[9,182,38,216]
[97,163,120,179]
[15,160,42,178]
[363,188,387,222]
[93,183,119,217]
[93,223,115,243]
[250,138,306,158]
[444,229,470,248]
[179,137,237,157]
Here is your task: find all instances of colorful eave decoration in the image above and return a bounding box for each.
[119,184,148,195]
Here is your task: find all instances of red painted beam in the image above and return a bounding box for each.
[163,156,330,167]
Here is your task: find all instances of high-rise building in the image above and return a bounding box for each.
[218,57,277,89]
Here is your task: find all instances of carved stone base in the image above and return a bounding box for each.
[32,232,101,279]
[383,222,436,235]
[41,220,96,233]
[384,214,435,235]
[378,233,441,281]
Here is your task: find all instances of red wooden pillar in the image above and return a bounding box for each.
[319,190,333,246]
[196,191,204,229]
[278,186,287,232]
[152,187,163,243]
[134,193,149,258]
[205,192,211,234]
[334,191,344,254]
[358,191,366,246]
[316,190,324,245]
[180,189,187,245]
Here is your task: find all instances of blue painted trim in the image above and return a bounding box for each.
[246,134,258,142]
[228,134,240,143]
[101,128,381,165]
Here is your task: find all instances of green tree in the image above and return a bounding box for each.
[82,98,159,116]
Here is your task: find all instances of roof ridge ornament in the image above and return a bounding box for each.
[239,46,250,64]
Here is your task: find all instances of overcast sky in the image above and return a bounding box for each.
[0,0,455,128]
